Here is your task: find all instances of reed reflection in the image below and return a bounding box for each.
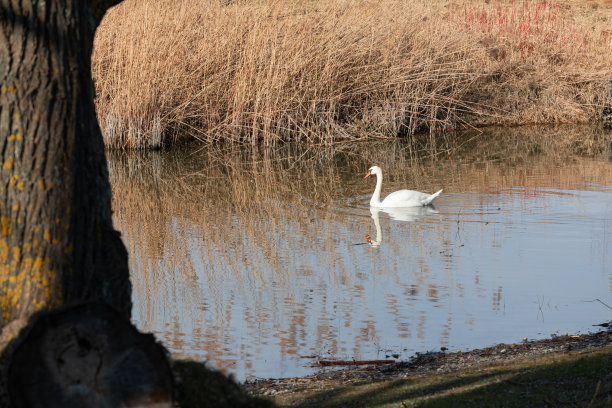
[109,126,612,380]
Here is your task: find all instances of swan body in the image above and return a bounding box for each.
[365,166,442,208]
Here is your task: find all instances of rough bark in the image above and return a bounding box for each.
[0,0,131,343]
[7,302,174,407]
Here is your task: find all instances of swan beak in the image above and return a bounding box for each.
[364,171,371,178]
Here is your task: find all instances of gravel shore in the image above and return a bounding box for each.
[245,329,611,398]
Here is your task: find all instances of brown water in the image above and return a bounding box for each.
[109,127,612,381]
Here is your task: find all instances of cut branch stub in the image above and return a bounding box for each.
[7,302,174,408]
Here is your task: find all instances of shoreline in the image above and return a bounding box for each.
[244,329,611,405]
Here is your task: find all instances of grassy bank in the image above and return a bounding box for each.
[246,334,611,407]
[169,332,611,407]
[268,347,612,407]
[93,0,612,148]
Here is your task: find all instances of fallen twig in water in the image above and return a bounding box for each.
[584,298,612,310]
[317,359,395,366]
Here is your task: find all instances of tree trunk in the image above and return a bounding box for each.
[7,302,174,408]
[0,0,131,343]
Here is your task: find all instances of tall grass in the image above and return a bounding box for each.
[93,0,612,148]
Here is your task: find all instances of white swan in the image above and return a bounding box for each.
[364,166,442,208]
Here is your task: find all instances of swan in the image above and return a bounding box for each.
[364,166,442,208]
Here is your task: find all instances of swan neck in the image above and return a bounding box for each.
[370,172,383,207]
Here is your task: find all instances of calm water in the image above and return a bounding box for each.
[109,127,612,381]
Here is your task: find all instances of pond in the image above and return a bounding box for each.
[109,126,612,381]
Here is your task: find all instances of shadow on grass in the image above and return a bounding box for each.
[173,360,275,408]
[291,370,516,408]
[285,350,611,408]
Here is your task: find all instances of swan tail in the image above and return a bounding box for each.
[421,189,443,205]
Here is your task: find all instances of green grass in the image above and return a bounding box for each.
[269,347,611,407]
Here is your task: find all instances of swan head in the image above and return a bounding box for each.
[364,166,382,178]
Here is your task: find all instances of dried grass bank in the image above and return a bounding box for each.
[92,0,612,148]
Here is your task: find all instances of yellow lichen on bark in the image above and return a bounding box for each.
[1,249,58,321]
[1,270,28,320]
[2,158,13,170]
[37,180,55,191]
[0,85,16,95]
[0,239,8,263]
[0,242,25,319]
[12,247,21,262]
[1,217,11,235]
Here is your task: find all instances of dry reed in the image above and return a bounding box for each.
[93,0,612,148]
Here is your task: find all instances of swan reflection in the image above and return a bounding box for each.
[366,206,439,247]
